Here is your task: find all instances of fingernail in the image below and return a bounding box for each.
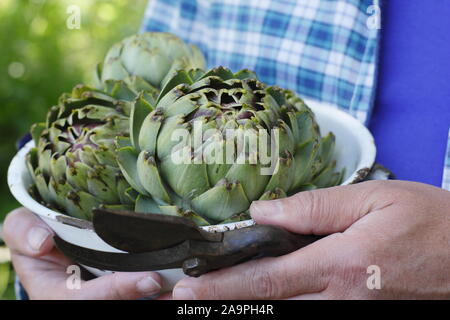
[27,226,51,252]
[173,286,195,300]
[136,276,161,296]
[251,200,283,218]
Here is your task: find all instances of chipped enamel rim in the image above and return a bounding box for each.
[7,103,376,234]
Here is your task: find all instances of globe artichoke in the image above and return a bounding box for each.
[93,32,206,95]
[26,83,143,220]
[116,67,343,225]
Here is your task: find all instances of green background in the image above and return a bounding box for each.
[0,0,148,299]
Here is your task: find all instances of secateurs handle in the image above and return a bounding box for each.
[180,224,322,277]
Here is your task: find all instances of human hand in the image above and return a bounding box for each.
[3,207,162,300]
[172,181,450,299]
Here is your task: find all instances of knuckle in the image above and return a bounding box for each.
[190,274,220,300]
[364,180,419,203]
[294,189,337,231]
[248,265,281,299]
[3,209,22,241]
[361,180,394,197]
[108,274,127,300]
[205,279,220,300]
[290,191,319,228]
[358,181,400,211]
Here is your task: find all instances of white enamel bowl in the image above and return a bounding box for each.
[7,102,376,291]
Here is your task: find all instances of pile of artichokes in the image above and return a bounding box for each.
[27,32,342,225]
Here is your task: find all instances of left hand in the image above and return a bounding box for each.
[171,180,450,299]
[3,208,163,300]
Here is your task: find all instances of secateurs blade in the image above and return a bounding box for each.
[54,208,322,277]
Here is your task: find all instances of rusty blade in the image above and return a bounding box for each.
[92,208,222,253]
[54,235,190,271]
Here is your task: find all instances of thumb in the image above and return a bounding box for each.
[250,181,389,234]
[3,207,54,256]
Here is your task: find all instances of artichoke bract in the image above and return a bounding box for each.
[26,83,141,220]
[93,32,206,94]
[117,67,343,225]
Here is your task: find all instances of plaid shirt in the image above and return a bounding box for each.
[443,129,450,190]
[141,0,450,191]
[141,0,380,124]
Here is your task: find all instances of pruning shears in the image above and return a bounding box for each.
[54,209,322,277]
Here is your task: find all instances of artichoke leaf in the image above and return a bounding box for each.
[135,195,163,214]
[296,110,320,147]
[198,66,235,81]
[66,190,101,220]
[65,161,90,191]
[116,146,148,196]
[37,148,52,178]
[220,211,251,224]
[264,151,295,193]
[138,110,163,154]
[163,94,200,117]
[117,178,134,205]
[157,70,194,104]
[34,172,53,206]
[259,188,287,201]
[188,68,206,82]
[48,177,72,211]
[25,148,39,177]
[156,206,209,225]
[289,139,319,193]
[121,45,172,87]
[233,69,257,80]
[274,119,295,155]
[191,179,250,222]
[159,155,210,198]
[100,57,129,83]
[266,86,286,107]
[156,114,189,160]
[130,93,154,152]
[137,151,171,204]
[312,161,339,188]
[225,162,270,201]
[315,133,336,174]
[104,79,137,101]
[86,168,119,204]
[91,145,118,167]
[296,184,318,192]
[115,136,133,149]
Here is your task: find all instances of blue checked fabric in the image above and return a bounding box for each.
[442,128,450,191]
[141,0,381,124]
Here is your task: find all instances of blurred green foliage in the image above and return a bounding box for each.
[0,0,148,299]
[0,260,15,300]
[0,0,148,221]
[0,242,14,300]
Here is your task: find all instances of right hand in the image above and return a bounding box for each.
[3,207,163,300]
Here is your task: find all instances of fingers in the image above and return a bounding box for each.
[13,248,162,300]
[15,255,162,299]
[250,181,393,235]
[173,235,339,300]
[71,272,162,300]
[3,207,54,256]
